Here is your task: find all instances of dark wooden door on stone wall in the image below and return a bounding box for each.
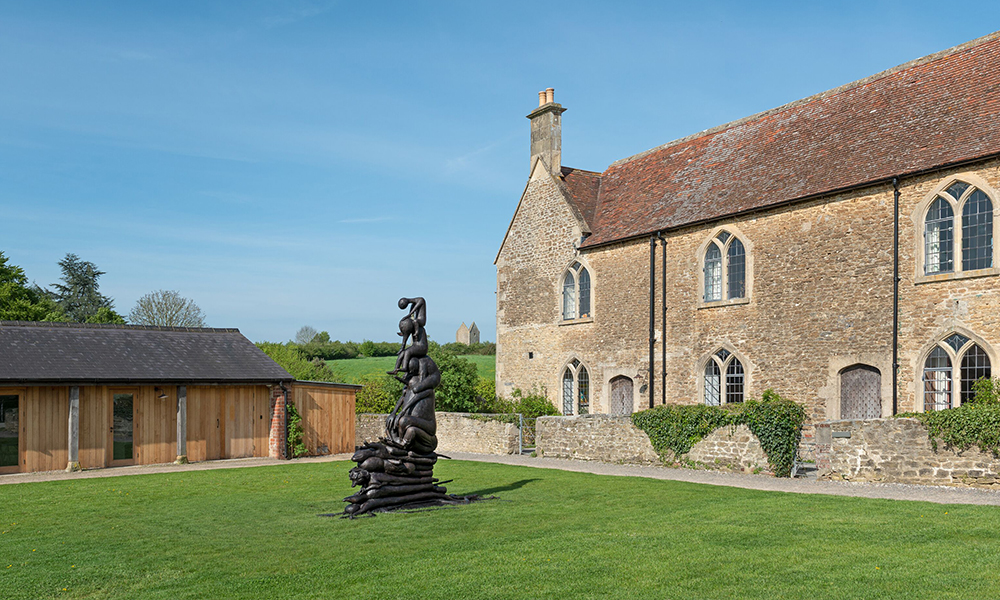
[840,365,881,420]
[610,376,634,416]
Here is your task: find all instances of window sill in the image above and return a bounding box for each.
[698,297,750,310]
[915,267,999,285]
[559,316,594,326]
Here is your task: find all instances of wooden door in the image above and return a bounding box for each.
[187,386,222,462]
[79,386,111,469]
[223,387,266,459]
[840,365,882,420]
[610,376,634,416]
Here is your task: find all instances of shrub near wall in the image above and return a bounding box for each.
[897,377,1000,456]
[631,390,805,477]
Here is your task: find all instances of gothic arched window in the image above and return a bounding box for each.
[924,181,994,275]
[922,333,993,411]
[561,359,590,414]
[561,261,591,320]
[704,349,744,405]
[703,230,748,302]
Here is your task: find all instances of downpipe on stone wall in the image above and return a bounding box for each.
[660,233,667,407]
[649,235,657,409]
[892,177,900,415]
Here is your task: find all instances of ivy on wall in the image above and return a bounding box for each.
[896,377,1000,456]
[631,390,805,477]
[286,401,308,458]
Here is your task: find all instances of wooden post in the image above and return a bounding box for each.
[175,385,188,464]
[66,386,81,472]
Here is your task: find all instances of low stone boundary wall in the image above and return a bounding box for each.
[536,415,660,464]
[815,418,1000,487]
[686,424,770,474]
[355,413,519,455]
[536,415,770,473]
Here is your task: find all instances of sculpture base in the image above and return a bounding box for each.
[343,439,475,517]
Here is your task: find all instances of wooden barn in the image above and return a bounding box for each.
[0,321,357,475]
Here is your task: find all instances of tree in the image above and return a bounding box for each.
[255,342,338,382]
[0,251,63,321]
[48,253,122,322]
[295,325,319,345]
[128,290,206,327]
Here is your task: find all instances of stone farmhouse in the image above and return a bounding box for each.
[495,32,1000,428]
[456,321,480,345]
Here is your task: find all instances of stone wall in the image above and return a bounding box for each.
[535,414,770,474]
[497,147,1000,425]
[686,424,770,474]
[815,418,1000,487]
[535,415,659,464]
[355,413,519,456]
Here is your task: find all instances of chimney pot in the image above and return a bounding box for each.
[538,91,546,107]
[545,88,554,104]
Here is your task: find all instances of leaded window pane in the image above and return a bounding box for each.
[944,333,970,353]
[715,349,731,362]
[578,267,591,318]
[562,271,576,320]
[716,231,731,243]
[925,198,954,274]
[961,344,991,404]
[725,359,744,404]
[727,238,746,299]
[946,181,970,201]
[923,347,952,411]
[704,361,721,406]
[577,366,589,414]
[704,244,722,301]
[962,189,993,271]
[562,369,574,415]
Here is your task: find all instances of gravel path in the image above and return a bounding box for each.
[5,451,1000,507]
[445,452,1000,507]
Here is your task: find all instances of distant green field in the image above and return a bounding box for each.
[328,354,495,384]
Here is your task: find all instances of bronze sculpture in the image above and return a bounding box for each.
[343,297,478,516]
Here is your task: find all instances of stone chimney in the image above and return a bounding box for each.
[527,87,566,177]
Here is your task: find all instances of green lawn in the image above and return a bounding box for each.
[2,461,1000,599]
[329,354,495,384]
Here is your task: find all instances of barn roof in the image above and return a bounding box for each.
[0,321,293,385]
[577,31,1000,248]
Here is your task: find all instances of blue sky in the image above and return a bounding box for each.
[2,1,999,343]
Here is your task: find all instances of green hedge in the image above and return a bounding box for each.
[896,377,1000,456]
[631,390,805,477]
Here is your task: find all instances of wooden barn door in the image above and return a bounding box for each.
[222,387,267,459]
[840,365,882,420]
[186,387,222,462]
[609,376,634,416]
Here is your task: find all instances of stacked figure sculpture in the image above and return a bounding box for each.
[344,297,477,516]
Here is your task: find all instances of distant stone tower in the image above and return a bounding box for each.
[456,322,480,345]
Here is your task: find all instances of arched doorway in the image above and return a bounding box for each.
[840,365,881,419]
[609,376,634,416]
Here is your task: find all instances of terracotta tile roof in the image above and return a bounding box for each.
[580,32,1000,248]
[559,166,602,229]
[0,321,294,384]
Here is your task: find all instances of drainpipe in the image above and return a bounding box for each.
[649,235,656,409]
[659,233,667,407]
[892,178,900,415]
